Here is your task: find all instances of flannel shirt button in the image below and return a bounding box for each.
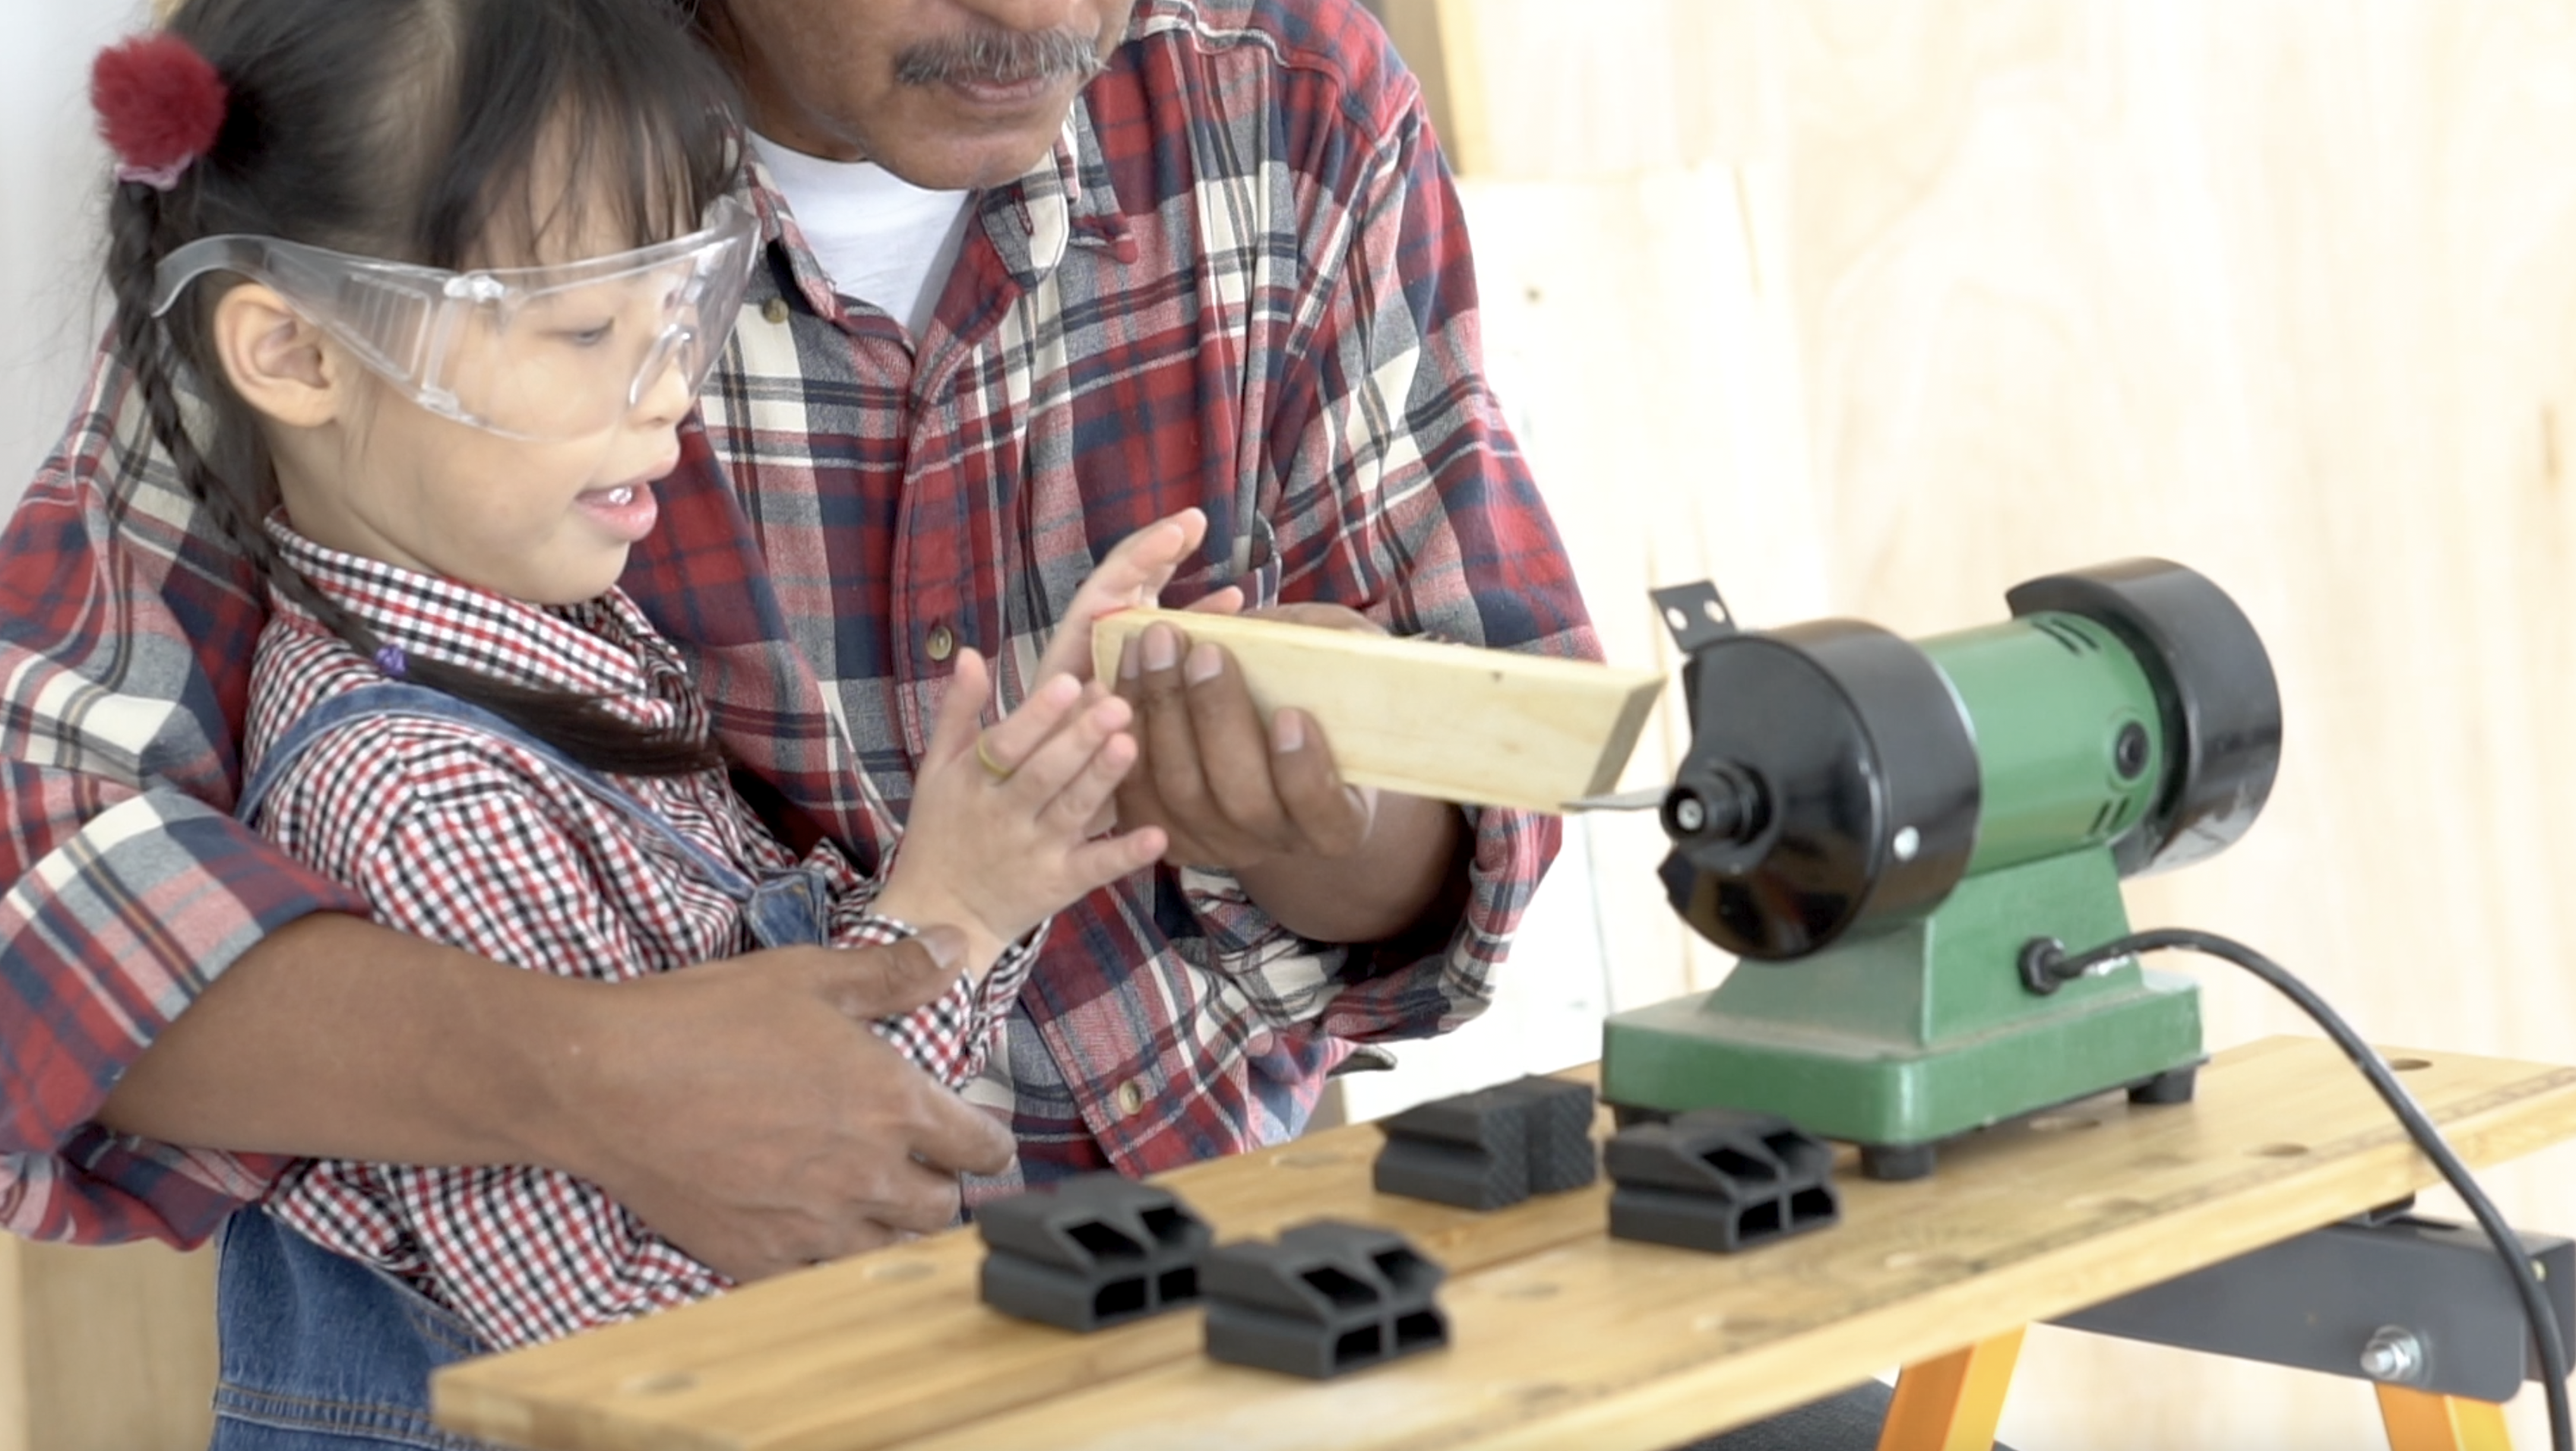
[1114,1078,1147,1117]
[761,296,790,325]
[925,623,956,662]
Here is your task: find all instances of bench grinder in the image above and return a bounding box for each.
[1598,559,2280,1180]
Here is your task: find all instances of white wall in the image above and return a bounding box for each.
[2,6,149,510]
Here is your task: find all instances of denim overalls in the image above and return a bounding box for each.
[212,682,837,1449]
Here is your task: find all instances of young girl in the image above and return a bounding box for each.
[92,0,1210,1439]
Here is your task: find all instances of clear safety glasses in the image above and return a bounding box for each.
[150,196,761,441]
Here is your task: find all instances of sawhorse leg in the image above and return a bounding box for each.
[1877,1328,2024,1451]
[1881,1326,2518,1451]
[2376,1384,2514,1451]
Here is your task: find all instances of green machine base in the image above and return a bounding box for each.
[1600,849,2203,1178]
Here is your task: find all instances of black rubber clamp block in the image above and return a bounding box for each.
[1372,1075,1600,1210]
[1202,1220,1449,1378]
[977,1172,1211,1331]
[1604,1108,1840,1253]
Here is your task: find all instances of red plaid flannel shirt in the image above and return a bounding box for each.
[246,524,1031,1347]
[0,0,1594,1247]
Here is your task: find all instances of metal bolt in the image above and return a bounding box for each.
[2359,1325,2425,1384]
[1673,796,1707,833]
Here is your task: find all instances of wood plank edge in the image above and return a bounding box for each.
[1587,676,1666,797]
[1090,609,1662,693]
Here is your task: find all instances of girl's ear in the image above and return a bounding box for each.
[209,284,345,429]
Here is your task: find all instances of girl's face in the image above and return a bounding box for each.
[298,348,691,608]
[270,197,707,607]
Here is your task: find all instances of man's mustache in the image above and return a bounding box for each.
[894,27,1108,88]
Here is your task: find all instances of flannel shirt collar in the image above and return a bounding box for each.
[742,89,1134,324]
[262,517,694,718]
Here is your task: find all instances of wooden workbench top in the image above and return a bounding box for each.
[433,1036,2576,1451]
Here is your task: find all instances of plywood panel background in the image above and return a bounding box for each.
[1415,2,2576,1445]
[0,1238,216,1451]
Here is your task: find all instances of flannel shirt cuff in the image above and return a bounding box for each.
[1170,797,1558,1046]
[1174,863,1347,1021]
[1319,802,1558,1044]
[0,790,363,1244]
[1175,863,1293,958]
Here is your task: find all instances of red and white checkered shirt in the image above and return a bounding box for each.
[245,523,1033,1348]
[0,0,1595,1247]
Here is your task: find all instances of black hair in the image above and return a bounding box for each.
[109,0,740,777]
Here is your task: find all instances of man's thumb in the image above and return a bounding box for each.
[822,926,968,1020]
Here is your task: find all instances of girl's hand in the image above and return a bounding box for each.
[1032,507,1245,686]
[872,649,1167,976]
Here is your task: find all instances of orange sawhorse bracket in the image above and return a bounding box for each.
[1877,1329,2023,1451]
[1874,1329,2518,1451]
[2377,1383,2515,1451]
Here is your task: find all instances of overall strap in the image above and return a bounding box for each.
[237,681,759,902]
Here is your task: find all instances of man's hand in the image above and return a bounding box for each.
[1111,605,1468,946]
[1111,605,1375,870]
[540,928,1019,1280]
[99,915,1014,1285]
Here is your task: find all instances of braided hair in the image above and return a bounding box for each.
[103,0,740,777]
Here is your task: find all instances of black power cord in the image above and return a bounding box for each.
[2022,927,2572,1451]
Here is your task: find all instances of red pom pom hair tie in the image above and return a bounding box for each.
[91,33,228,192]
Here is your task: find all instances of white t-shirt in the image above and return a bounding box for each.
[748,131,976,340]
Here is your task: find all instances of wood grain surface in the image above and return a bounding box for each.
[1090,609,1665,813]
[434,1037,2576,1451]
[0,1238,215,1451]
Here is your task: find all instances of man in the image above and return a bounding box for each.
[0,0,1578,1272]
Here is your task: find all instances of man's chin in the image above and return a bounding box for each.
[884,141,1063,191]
[872,87,1084,189]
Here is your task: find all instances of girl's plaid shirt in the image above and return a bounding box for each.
[244,524,1036,1348]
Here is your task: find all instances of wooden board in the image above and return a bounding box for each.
[432,1036,2576,1451]
[1090,609,1664,814]
[0,1238,216,1451]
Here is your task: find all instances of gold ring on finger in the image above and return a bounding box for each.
[974,735,1014,782]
